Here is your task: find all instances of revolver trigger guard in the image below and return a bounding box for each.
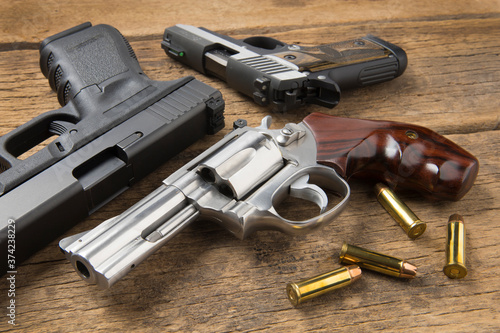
[289,174,328,213]
[260,164,350,235]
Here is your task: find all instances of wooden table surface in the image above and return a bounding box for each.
[1,1,499,332]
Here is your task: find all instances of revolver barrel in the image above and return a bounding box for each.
[59,185,199,289]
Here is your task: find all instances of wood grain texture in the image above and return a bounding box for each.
[0,1,499,332]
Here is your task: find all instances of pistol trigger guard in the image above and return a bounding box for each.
[289,174,328,214]
[305,74,341,108]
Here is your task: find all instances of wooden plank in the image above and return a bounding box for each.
[1,1,499,45]
[0,1,499,332]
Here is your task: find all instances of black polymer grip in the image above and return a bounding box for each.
[0,23,225,274]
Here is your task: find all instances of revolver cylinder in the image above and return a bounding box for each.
[198,131,284,199]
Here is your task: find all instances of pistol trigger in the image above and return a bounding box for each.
[289,175,328,214]
[50,120,75,136]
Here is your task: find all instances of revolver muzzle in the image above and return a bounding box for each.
[59,185,199,288]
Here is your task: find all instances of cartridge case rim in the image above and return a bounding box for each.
[443,262,467,279]
[286,282,302,306]
[407,220,427,239]
[338,241,348,264]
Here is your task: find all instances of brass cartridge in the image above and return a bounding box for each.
[375,183,426,239]
[443,214,467,279]
[339,242,417,278]
[286,265,361,307]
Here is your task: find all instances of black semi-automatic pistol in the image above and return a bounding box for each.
[162,24,407,112]
[0,22,225,274]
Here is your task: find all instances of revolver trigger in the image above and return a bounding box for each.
[289,175,328,214]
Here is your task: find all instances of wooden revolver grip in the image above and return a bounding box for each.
[302,113,479,201]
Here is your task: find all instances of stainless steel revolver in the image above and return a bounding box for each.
[60,112,479,288]
[60,114,350,288]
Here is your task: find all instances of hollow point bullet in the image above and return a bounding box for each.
[286,265,362,307]
[443,214,467,279]
[339,241,417,279]
[375,183,426,239]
